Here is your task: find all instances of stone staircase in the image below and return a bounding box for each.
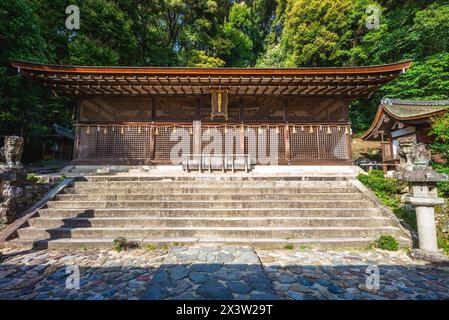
[8,176,411,249]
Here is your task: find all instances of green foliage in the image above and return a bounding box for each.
[430,113,449,198]
[438,236,449,255]
[375,235,399,251]
[393,206,417,231]
[26,173,46,184]
[284,244,294,250]
[112,237,139,252]
[1,0,449,145]
[357,170,404,208]
[144,243,158,251]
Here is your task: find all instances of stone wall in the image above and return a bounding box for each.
[0,168,59,225]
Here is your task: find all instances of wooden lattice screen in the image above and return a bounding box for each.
[79,96,348,123]
[75,123,350,163]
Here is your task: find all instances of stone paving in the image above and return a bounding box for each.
[258,249,449,300]
[1,246,449,300]
[141,246,277,300]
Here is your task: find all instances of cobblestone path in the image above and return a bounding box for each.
[1,246,448,300]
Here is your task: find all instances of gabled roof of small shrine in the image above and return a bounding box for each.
[361,98,449,140]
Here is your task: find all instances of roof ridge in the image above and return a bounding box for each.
[382,98,449,106]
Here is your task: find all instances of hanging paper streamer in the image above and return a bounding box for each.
[189,127,193,135]
[121,126,124,135]
[86,126,90,134]
[327,126,331,135]
[155,127,159,135]
[301,126,304,132]
[104,126,107,134]
[276,126,280,134]
[112,126,115,132]
[292,126,297,134]
[309,126,314,134]
[173,126,176,133]
[138,126,141,134]
[97,126,101,132]
[345,127,349,135]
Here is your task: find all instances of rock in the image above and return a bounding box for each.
[227,281,252,295]
[197,281,233,300]
[287,291,304,300]
[141,285,168,300]
[249,293,277,300]
[169,265,188,281]
[189,272,214,284]
[327,284,345,294]
[277,274,296,284]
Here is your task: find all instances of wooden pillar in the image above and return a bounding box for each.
[284,124,290,163]
[149,126,155,160]
[283,99,290,163]
[150,98,155,121]
[193,121,201,155]
[196,98,201,120]
[240,124,245,155]
[347,125,353,165]
[72,100,81,161]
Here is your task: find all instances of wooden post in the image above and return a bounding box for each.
[193,121,201,155]
[240,124,245,155]
[284,124,290,163]
[149,126,155,160]
[347,125,353,165]
[150,98,155,121]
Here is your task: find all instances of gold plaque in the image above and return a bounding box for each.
[211,89,228,120]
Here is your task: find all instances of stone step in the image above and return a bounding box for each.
[45,200,374,209]
[71,180,352,188]
[37,208,380,218]
[81,175,351,182]
[28,216,393,229]
[63,187,358,194]
[17,226,404,240]
[9,237,401,250]
[55,193,366,201]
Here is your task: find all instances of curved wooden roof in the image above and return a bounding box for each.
[10,59,412,98]
[361,98,449,140]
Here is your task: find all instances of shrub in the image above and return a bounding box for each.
[112,237,139,252]
[357,170,405,208]
[284,244,294,250]
[437,236,449,255]
[26,173,46,184]
[144,243,157,251]
[375,235,399,251]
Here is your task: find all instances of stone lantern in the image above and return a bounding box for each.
[394,137,448,254]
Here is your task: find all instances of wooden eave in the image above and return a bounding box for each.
[361,104,448,141]
[10,59,412,98]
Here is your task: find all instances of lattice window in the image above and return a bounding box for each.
[287,97,348,122]
[80,98,152,122]
[243,97,284,122]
